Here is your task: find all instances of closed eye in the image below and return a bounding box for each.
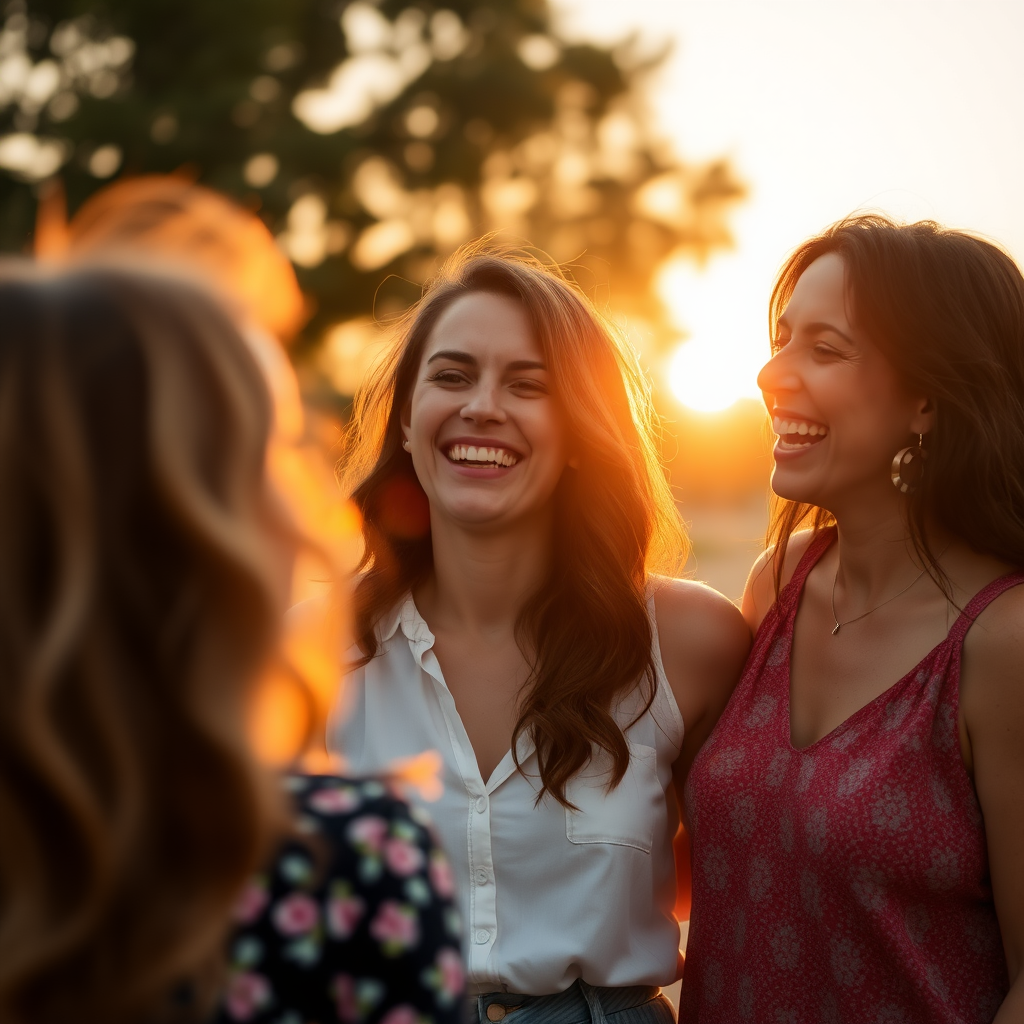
[813,341,846,360]
[509,378,548,395]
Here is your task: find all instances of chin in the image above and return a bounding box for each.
[769,466,823,506]
[439,499,514,527]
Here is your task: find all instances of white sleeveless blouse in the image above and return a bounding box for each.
[329,594,685,995]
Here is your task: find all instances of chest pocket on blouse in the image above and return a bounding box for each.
[564,742,660,853]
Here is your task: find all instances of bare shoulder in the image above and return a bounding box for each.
[741,529,817,634]
[958,578,1024,969]
[651,576,751,730]
[651,576,748,649]
[962,581,1024,704]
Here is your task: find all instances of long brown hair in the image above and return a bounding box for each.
[342,244,686,806]
[766,214,1024,589]
[0,263,296,1022]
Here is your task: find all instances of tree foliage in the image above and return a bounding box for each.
[0,0,743,374]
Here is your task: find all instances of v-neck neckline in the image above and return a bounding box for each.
[782,529,958,753]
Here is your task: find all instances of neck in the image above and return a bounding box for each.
[829,487,941,597]
[417,510,553,633]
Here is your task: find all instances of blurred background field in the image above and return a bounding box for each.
[2,0,1023,600]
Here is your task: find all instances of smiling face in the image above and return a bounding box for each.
[757,253,933,512]
[401,290,569,531]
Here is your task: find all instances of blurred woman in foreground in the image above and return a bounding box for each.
[35,174,309,447]
[0,263,462,1024]
[334,245,749,1024]
[683,216,1024,1022]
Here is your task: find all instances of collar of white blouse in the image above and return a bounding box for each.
[376,594,537,793]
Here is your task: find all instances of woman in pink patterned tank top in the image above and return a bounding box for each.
[682,216,1024,1023]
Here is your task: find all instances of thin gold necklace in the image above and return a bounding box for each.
[829,561,930,636]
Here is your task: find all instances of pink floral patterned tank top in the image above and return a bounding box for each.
[681,529,1019,1024]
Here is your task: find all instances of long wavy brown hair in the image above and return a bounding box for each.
[341,244,686,805]
[766,214,1024,591]
[0,262,297,1023]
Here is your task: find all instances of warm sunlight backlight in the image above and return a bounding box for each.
[668,339,748,413]
[657,252,767,413]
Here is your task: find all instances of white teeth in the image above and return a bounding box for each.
[446,444,518,467]
[773,415,828,439]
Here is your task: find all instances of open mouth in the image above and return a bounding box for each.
[772,414,829,451]
[446,443,520,468]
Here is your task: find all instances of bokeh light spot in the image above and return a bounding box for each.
[87,144,122,178]
[244,152,279,188]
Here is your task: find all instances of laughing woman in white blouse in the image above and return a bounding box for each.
[332,246,749,1024]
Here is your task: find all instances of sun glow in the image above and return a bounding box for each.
[668,339,749,413]
[657,251,768,413]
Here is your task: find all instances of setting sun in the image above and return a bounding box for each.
[668,339,749,413]
[657,251,768,413]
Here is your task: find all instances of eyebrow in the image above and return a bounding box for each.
[777,316,856,346]
[427,349,474,365]
[426,349,547,371]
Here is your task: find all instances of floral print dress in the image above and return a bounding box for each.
[212,775,465,1024]
[681,530,1014,1023]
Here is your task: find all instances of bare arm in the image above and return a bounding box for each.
[961,587,1024,1022]
[654,578,751,784]
[652,578,750,925]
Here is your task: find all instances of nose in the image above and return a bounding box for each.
[460,379,507,425]
[756,346,801,400]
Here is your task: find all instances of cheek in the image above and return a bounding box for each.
[407,387,449,435]
[524,405,568,464]
[828,370,912,455]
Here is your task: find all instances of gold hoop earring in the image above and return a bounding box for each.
[891,433,926,494]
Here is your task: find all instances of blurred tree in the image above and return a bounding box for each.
[0,0,743,393]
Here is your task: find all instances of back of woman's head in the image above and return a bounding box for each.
[768,214,1024,573]
[343,244,685,805]
[38,175,307,344]
[0,263,293,1022]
